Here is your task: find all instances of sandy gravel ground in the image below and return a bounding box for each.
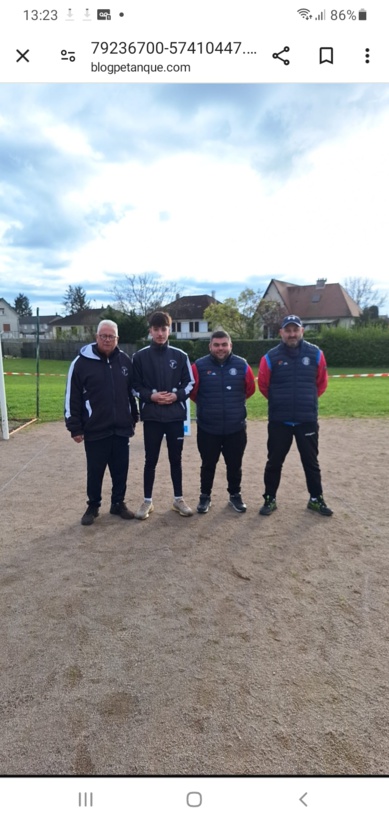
[1,418,388,776]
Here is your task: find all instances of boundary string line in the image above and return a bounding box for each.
[3,371,67,377]
[3,371,389,378]
[329,373,389,378]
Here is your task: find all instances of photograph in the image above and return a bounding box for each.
[1,81,389,778]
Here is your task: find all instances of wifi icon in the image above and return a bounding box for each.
[297,8,311,18]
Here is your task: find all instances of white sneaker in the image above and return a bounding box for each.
[172,498,193,517]
[135,501,154,520]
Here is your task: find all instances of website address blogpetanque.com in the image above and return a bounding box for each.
[91,61,191,74]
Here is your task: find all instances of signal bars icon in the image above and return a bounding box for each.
[297,8,326,19]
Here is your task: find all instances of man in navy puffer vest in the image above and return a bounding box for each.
[191,329,255,513]
[258,315,333,517]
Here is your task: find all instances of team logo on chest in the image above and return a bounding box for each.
[302,357,310,366]
[169,359,178,369]
[229,368,238,375]
[121,366,129,376]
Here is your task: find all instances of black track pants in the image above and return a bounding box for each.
[84,434,129,507]
[197,427,247,497]
[143,420,184,498]
[263,421,323,499]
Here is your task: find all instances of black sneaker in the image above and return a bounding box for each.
[110,502,135,519]
[259,496,277,516]
[307,495,333,516]
[81,505,99,526]
[229,493,247,513]
[197,494,211,514]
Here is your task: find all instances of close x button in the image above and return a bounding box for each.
[16,49,30,62]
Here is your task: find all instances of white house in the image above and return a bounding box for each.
[19,315,60,339]
[50,308,108,339]
[0,298,19,338]
[162,294,220,339]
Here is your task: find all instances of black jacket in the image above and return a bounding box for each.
[132,341,194,423]
[64,343,139,441]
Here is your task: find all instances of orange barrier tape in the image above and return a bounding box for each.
[329,373,389,378]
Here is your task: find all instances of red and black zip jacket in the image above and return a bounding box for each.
[258,340,328,423]
[190,352,255,435]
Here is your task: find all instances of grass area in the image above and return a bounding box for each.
[246,365,389,420]
[246,378,389,419]
[3,358,69,376]
[3,358,389,423]
[326,366,389,375]
[3,358,71,423]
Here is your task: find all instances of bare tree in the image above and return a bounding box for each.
[343,277,386,311]
[256,299,285,338]
[237,288,263,336]
[112,273,179,318]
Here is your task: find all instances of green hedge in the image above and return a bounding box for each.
[135,328,389,367]
[233,329,389,367]
[319,327,389,367]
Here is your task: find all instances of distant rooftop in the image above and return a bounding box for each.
[19,315,61,325]
[50,308,107,326]
[264,279,361,320]
[162,294,219,321]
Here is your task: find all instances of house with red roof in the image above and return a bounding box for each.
[262,278,361,332]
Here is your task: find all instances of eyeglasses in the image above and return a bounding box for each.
[98,334,117,341]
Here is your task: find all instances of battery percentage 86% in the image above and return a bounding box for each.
[330,10,357,19]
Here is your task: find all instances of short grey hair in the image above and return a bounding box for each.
[97,319,118,336]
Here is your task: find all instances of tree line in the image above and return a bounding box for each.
[11,274,388,342]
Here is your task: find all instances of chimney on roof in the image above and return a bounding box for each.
[176,293,180,300]
[316,278,327,289]
[211,290,215,299]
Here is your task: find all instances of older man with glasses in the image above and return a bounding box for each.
[65,319,139,525]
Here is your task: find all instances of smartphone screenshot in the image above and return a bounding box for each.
[1,1,388,820]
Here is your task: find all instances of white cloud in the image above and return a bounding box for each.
[0,83,388,314]
[42,123,99,158]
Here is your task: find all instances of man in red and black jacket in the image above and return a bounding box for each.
[258,315,333,517]
[191,329,255,514]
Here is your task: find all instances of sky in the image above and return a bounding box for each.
[0,82,388,317]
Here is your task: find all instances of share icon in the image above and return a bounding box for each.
[272,46,290,65]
